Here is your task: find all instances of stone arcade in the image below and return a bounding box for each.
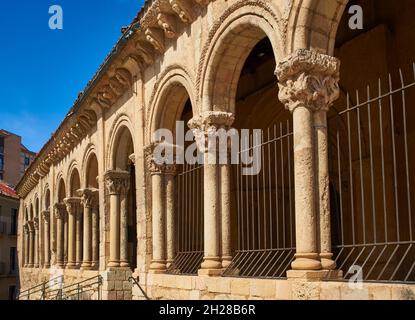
[16,0,415,300]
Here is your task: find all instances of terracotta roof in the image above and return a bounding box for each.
[0,181,19,199]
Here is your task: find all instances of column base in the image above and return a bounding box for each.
[199,256,223,276]
[166,260,173,269]
[44,263,50,268]
[120,261,130,268]
[287,269,343,281]
[108,261,120,268]
[149,261,166,273]
[81,262,93,270]
[291,253,322,271]
[320,253,337,270]
[66,263,77,269]
[221,256,232,269]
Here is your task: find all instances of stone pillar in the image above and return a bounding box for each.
[28,221,34,268]
[119,179,131,268]
[42,211,50,268]
[33,218,39,268]
[220,154,232,269]
[105,171,130,268]
[148,152,166,273]
[54,203,66,268]
[23,224,29,267]
[64,210,68,267]
[189,111,235,276]
[79,189,97,270]
[165,165,177,269]
[75,205,83,268]
[91,201,100,269]
[64,198,81,269]
[276,49,340,277]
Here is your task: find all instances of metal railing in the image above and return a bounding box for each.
[19,275,64,300]
[328,63,415,283]
[224,121,295,278]
[167,163,204,275]
[57,275,103,300]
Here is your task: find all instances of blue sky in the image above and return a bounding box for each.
[0,0,144,152]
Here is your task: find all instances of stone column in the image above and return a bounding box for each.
[105,170,130,268]
[79,189,97,270]
[33,218,39,268]
[119,180,131,268]
[64,210,68,267]
[54,203,66,268]
[23,224,29,267]
[64,198,80,269]
[276,49,340,275]
[190,111,235,276]
[165,165,177,269]
[28,221,34,268]
[75,205,83,268]
[220,150,232,269]
[147,147,166,273]
[42,211,50,268]
[91,200,100,269]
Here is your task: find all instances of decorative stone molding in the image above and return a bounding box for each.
[23,223,29,234]
[145,28,165,52]
[104,170,131,195]
[275,49,340,113]
[33,218,39,230]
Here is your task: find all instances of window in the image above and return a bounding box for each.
[0,173,3,180]
[9,247,16,274]
[8,285,16,300]
[24,155,30,168]
[10,208,17,235]
[0,154,4,171]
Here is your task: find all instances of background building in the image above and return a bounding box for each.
[0,129,36,188]
[0,181,19,300]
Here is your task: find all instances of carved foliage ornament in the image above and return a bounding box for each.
[276,49,340,113]
[105,170,130,195]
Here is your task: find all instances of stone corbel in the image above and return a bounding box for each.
[169,0,193,23]
[157,12,177,38]
[135,41,155,65]
[145,27,165,52]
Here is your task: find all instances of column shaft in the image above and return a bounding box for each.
[67,205,76,268]
[56,215,64,267]
[75,208,83,267]
[165,174,175,268]
[120,192,129,267]
[29,229,34,267]
[44,217,50,268]
[91,206,99,268]
[221,162,232,268]
[34,226,39,268]
[82,205,92,269]
[109,192,120,267]
[150,173,166,272]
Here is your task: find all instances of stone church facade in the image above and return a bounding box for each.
[16,0,415,300]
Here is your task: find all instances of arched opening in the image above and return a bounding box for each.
[57,178,66,203]
[69,168,81,197]
[45,189,50,211]
[328,0,415,282]
[112,126,137,271]
[86,154,99,189]
[207,25,294,278]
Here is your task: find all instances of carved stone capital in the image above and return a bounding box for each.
[41,210,50,222]
[54,203,67,220]
[77,189,98,209]
[276,49,340,113]
[64,197,82,214]
[145,142,181,175]
[104,170,130,195]
[23,223,30,234]
[33,217,39,231]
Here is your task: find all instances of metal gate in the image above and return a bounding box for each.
[167,163,204,275]
[224,121,295,278]
[328,63,415,283]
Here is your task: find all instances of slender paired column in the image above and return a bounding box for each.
[276,49,340,274]
[189,111,235,275]
[23,224,29,267]
[64,198,81,269]
[33,218,39,268]
[91,200,100,269]
[42,211,50,268]
[104,171,130,268]
[54,203,66,268]
[165,165,177,269]
[120,180,131,268]
[75,204,83,268]
[220,147,232,269]
[28,221,35,268]
[79,189,97,270]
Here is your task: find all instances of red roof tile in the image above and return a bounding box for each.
[0,181,19,199]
